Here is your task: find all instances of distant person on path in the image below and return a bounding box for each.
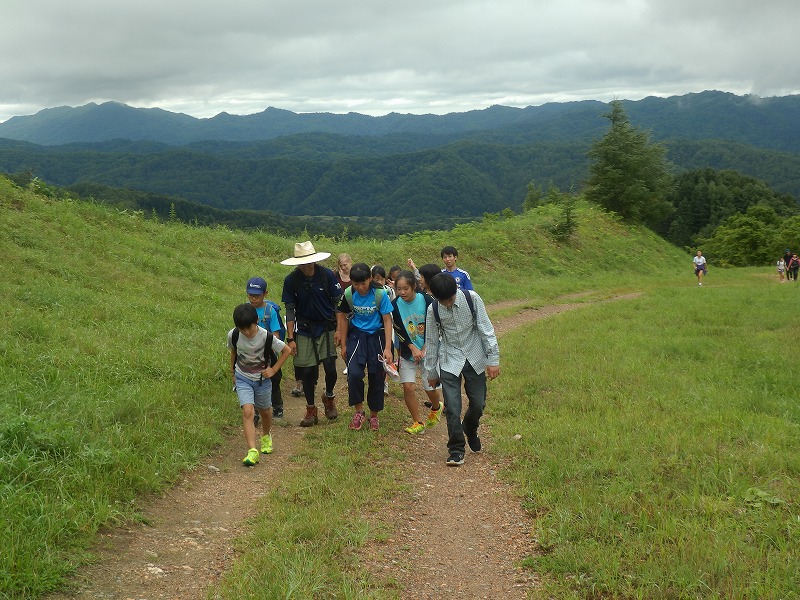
[441,245,474,291]
[245,277,286,419]
[391,270,443,434]
[777,257,786,282]
[335,263,394,432]
[281,241,343,427]
[228,303,291,466]
[789,253,800,283]
[424,273,499,467]
[693,251,707,286]
[783,249,794,281]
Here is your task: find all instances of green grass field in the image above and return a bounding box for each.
[3,175,797,598]
[492,271,800,598]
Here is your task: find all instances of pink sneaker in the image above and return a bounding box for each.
[349,411,366,431]
[369,416,379,431]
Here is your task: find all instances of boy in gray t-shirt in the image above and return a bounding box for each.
[228,303,290,466]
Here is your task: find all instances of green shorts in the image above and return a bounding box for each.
[294,331,337,368]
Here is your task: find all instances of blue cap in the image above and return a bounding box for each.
[246,277,267,295]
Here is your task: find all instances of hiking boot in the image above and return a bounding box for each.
[253,411,260,427]
[369,416,380,431]
[349,411,366,431]
[321,394,338,420]
[260,434,273,454]
[404,421,425,434]
[466,433,482,453]
[425,404,442,428]
[300,406,318,427]
[291,383,304,397]
[272,405,284,419]
[242,448,259,466]
[446,452,465,466]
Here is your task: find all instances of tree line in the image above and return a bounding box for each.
[530,101,799,266]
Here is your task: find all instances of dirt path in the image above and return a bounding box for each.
[49,295,636,599]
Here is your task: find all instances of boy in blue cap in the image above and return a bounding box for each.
[245,277,286,418]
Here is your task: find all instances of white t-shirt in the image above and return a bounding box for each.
[693,256,706,267]
[227,326,286,381]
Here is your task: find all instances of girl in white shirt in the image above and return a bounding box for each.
[693,251,707,286]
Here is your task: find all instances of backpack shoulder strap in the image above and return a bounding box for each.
[463,290,477,323]
[432,291,476,334]
[344,286,353,307]
[374,286,384,309]
[263,334,272,367]
[232,328,240,351]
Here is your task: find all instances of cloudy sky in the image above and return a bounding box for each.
[1,0,798,122]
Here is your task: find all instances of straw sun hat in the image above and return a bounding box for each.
[280,241,332,266]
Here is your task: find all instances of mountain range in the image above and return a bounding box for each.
[0,91,798,222]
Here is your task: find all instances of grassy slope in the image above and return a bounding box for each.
[0,174,700,597]
[493,272,800,598]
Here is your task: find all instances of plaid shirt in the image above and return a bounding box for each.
[423,290,499,379]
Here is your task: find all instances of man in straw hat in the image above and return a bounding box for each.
[281,241,344,426]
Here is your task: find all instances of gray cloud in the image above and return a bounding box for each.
[1,0,798,122]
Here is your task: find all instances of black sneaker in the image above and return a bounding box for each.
[273,406,284,418]
[446,452,465,466]
[253,412,260,426]
[466,433,481,453]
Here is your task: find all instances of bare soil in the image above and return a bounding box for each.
[48,295,636,599]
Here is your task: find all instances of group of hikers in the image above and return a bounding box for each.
[777,249,800,282]
[228,242,501,467]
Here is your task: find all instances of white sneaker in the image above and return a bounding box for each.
[698,282,702,286]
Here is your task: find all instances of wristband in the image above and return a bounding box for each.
[286,338,295,343]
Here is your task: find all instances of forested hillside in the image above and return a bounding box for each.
[0,91,798,223]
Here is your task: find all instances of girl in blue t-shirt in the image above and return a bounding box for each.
[335,263,394,432]
[391,270,444,434]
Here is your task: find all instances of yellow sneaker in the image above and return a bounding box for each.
[242,448,259,466]
[426,404,442,428]
[260,433,273,454]
[404,421,425,434]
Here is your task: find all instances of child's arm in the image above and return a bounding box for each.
[337,311,349,360]
[262,343,291,379]
[381,312,394,363]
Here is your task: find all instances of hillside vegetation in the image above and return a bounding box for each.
[1,174,686,597]
[7,174,800,598]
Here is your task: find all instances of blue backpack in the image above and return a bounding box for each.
[261,301,286,341]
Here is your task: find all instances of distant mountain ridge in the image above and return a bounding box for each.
[1,91,799,153]
[1,91,799,221]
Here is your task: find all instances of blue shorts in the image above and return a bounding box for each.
[235,372,273,410]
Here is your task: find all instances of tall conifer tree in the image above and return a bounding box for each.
[586,101,673,228]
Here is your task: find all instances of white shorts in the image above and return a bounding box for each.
[397,356,438,391]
